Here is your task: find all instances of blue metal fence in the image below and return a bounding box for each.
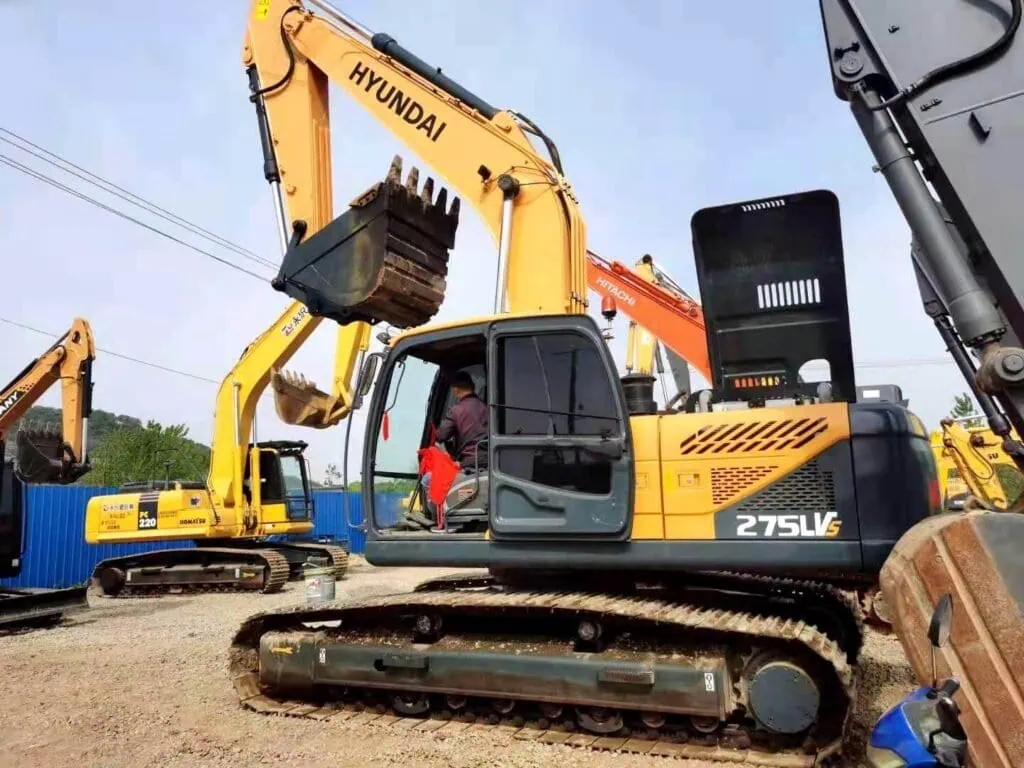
[1,484,407,590]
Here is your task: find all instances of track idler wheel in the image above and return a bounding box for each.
[97,567,127,597]
[690,716,719,734]
[745,653,821,735]
[576,707,623,734]
[391,693,430,716]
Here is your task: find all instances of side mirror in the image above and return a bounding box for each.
[928,592,954,688]
[929,593,954,648]
[356,353,381,400]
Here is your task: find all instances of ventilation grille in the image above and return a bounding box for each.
[735,461,836,514]
[679,417,830,455]
[757,278,822,309]
[741,198,786,212]
[711,465,778,505]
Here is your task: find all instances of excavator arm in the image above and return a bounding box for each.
[204,303,368,511]
[820,0,1024,466]
[586,252,710,395]
[934,418,1021,510]
[821,5,1024,764]
[0,317,94,484]
[243,0,587,326]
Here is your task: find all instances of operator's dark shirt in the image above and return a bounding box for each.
[435,393,488,470]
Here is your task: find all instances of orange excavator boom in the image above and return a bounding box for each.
[586,251,711,383]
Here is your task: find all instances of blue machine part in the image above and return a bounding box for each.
[870,686,939,767]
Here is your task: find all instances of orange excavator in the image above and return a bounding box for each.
[587,251,709,405]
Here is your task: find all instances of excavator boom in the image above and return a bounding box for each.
[0,317,95,484]
[244,0,586,324]
[819,3,1024,765]
[820,0,1024,454]
[586,251,710,392]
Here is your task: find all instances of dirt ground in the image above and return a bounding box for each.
[0,558,916,768]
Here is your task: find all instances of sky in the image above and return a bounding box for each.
[0,0,971,484]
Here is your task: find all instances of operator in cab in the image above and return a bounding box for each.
[435,371,488,472]
[406,371,488,531]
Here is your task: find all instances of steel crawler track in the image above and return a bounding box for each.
[92,547,291,597]
[91,541,350,598]
[0,585,89,630]
[273,542,351,580]
[229,573,861,766]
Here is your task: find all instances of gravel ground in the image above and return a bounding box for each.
[0,558,916,768]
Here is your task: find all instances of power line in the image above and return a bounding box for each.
[0,152,272,282]
[0,316,219,385]
[0,133,964,377]
[0,126,277,270]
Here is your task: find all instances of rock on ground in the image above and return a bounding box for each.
[0,557,915,768]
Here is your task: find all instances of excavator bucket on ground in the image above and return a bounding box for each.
[272,155,461,330]
[13,428,89,485]
[270,369,336,429]
[880,511,1024,768]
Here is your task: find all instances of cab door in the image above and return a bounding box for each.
[487,315,634,540]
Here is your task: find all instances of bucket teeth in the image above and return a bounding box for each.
[386,155,403,186]
[405,166,419,195]
[274,152,462,330]
[271,368,342,429]
[380,154,460,220]
[353,155,460,222]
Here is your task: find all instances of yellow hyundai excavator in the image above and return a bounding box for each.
[1,317,94,627]
[930,418,1023,511]
[224,3,940,764]
[83,309,374,596]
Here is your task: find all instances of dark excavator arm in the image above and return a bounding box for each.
[819,0,1024,465]
[0,317,95,484]
[823,5,1024,765]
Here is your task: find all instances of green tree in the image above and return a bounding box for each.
[83,421,210,487]
[950,392,984,428]
[324,463,343,487]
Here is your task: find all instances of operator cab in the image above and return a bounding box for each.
[243,440,314,521]
[358,315,635,541]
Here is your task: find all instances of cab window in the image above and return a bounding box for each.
[494,331,620,495]
[375,354,440,475]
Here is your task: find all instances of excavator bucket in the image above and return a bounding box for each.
[13,428,89,485]
[272,155,461,329]
[270,369,337,429]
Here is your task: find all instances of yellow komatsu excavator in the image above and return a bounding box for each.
[223,3,940,765]
[930,418,1023,511]
[1,317,94,627]
[83,308,371,596]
